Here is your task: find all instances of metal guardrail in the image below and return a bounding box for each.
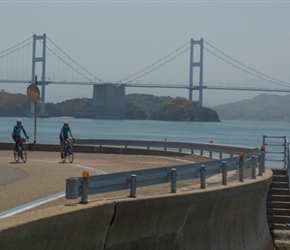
[75,139,258,158]
[66,140,263,203]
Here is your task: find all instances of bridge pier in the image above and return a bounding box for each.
[93,84,125,119]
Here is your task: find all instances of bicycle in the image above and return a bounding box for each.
[61,138,74,163]
[14,138,28,163]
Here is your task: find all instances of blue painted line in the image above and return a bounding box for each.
[0,191,65,218]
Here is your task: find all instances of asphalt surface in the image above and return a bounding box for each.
[0,150,209,216]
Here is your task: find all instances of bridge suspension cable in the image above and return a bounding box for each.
[0,36,32,59]
[118,40,190,84]
[46,36,105,83]
[0,36,32,81]
[204,40,290,88]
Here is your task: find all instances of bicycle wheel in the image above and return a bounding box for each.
[21,146,27,163]
[68,146,74,163]
[13,149,19,162]
[61,151,66,162]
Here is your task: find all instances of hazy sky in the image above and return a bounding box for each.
[1,1,289,106]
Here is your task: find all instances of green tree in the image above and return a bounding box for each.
[125,102,147,120]
[153,97,220,122]
[0,91,30,116]
[125,94,171,119]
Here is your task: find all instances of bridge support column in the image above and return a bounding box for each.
[189,38,204,106]
[29,33,49,118]
[93,84,125,119]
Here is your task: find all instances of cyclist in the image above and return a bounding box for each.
[60,121,75,158]
[12,119,29,152]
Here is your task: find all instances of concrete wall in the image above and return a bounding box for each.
[93,84,125,119]
[0,170,274,250]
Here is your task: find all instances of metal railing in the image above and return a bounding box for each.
[262,135,289,169]
[66,140,263,203]
[263,135,290,192]
[75,139,258,158]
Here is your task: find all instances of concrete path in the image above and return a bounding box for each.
[0,150,206,216]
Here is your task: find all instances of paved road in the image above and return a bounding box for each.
[0,150,207,216]
[2,150,286,249]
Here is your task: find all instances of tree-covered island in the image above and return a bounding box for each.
[0,91,220,122]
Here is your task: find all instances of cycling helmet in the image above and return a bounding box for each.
[64,121,69,126]
[17,119,22,124]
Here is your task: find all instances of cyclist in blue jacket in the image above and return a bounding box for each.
[12,119,29,151]
[60,121,75,158]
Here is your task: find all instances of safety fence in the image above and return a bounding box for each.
[75,139,258,158]
[262,135,290,191]
[66,140,263,203]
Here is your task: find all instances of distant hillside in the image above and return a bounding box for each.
[213,93,290,121]
[0,91,30,116]
[0,91,220,122]
[125,94,171,119]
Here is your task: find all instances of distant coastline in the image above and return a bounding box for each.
[0,91,220,122]
[50,116,74,119]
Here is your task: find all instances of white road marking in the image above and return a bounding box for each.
[1,155,188,218]
[0,192,64,219]
[0,158,107,218]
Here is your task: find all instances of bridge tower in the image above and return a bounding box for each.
[189,38,204,106]
[29,34,48,117]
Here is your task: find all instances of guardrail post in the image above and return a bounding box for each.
[200,165,206,189]
[260,144,266,172]
[171,168,177,193]
[239,153,244,182]
[129,174,137,198]
[258,153,263,176]
[164,138,167,151]
[221,161,227,185]
[261,151,265,173]
[209,140,213,158]
[251,155,257,179]
[80,172,89,204]
[65,177,79,199]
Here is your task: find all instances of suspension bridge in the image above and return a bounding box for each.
[1,33,290,118]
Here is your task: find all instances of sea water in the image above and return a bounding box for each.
[3,117,289,169]
[1,117,289,149]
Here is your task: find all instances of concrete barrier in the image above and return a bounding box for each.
[0,202,115,250]
[0,170,274,250]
